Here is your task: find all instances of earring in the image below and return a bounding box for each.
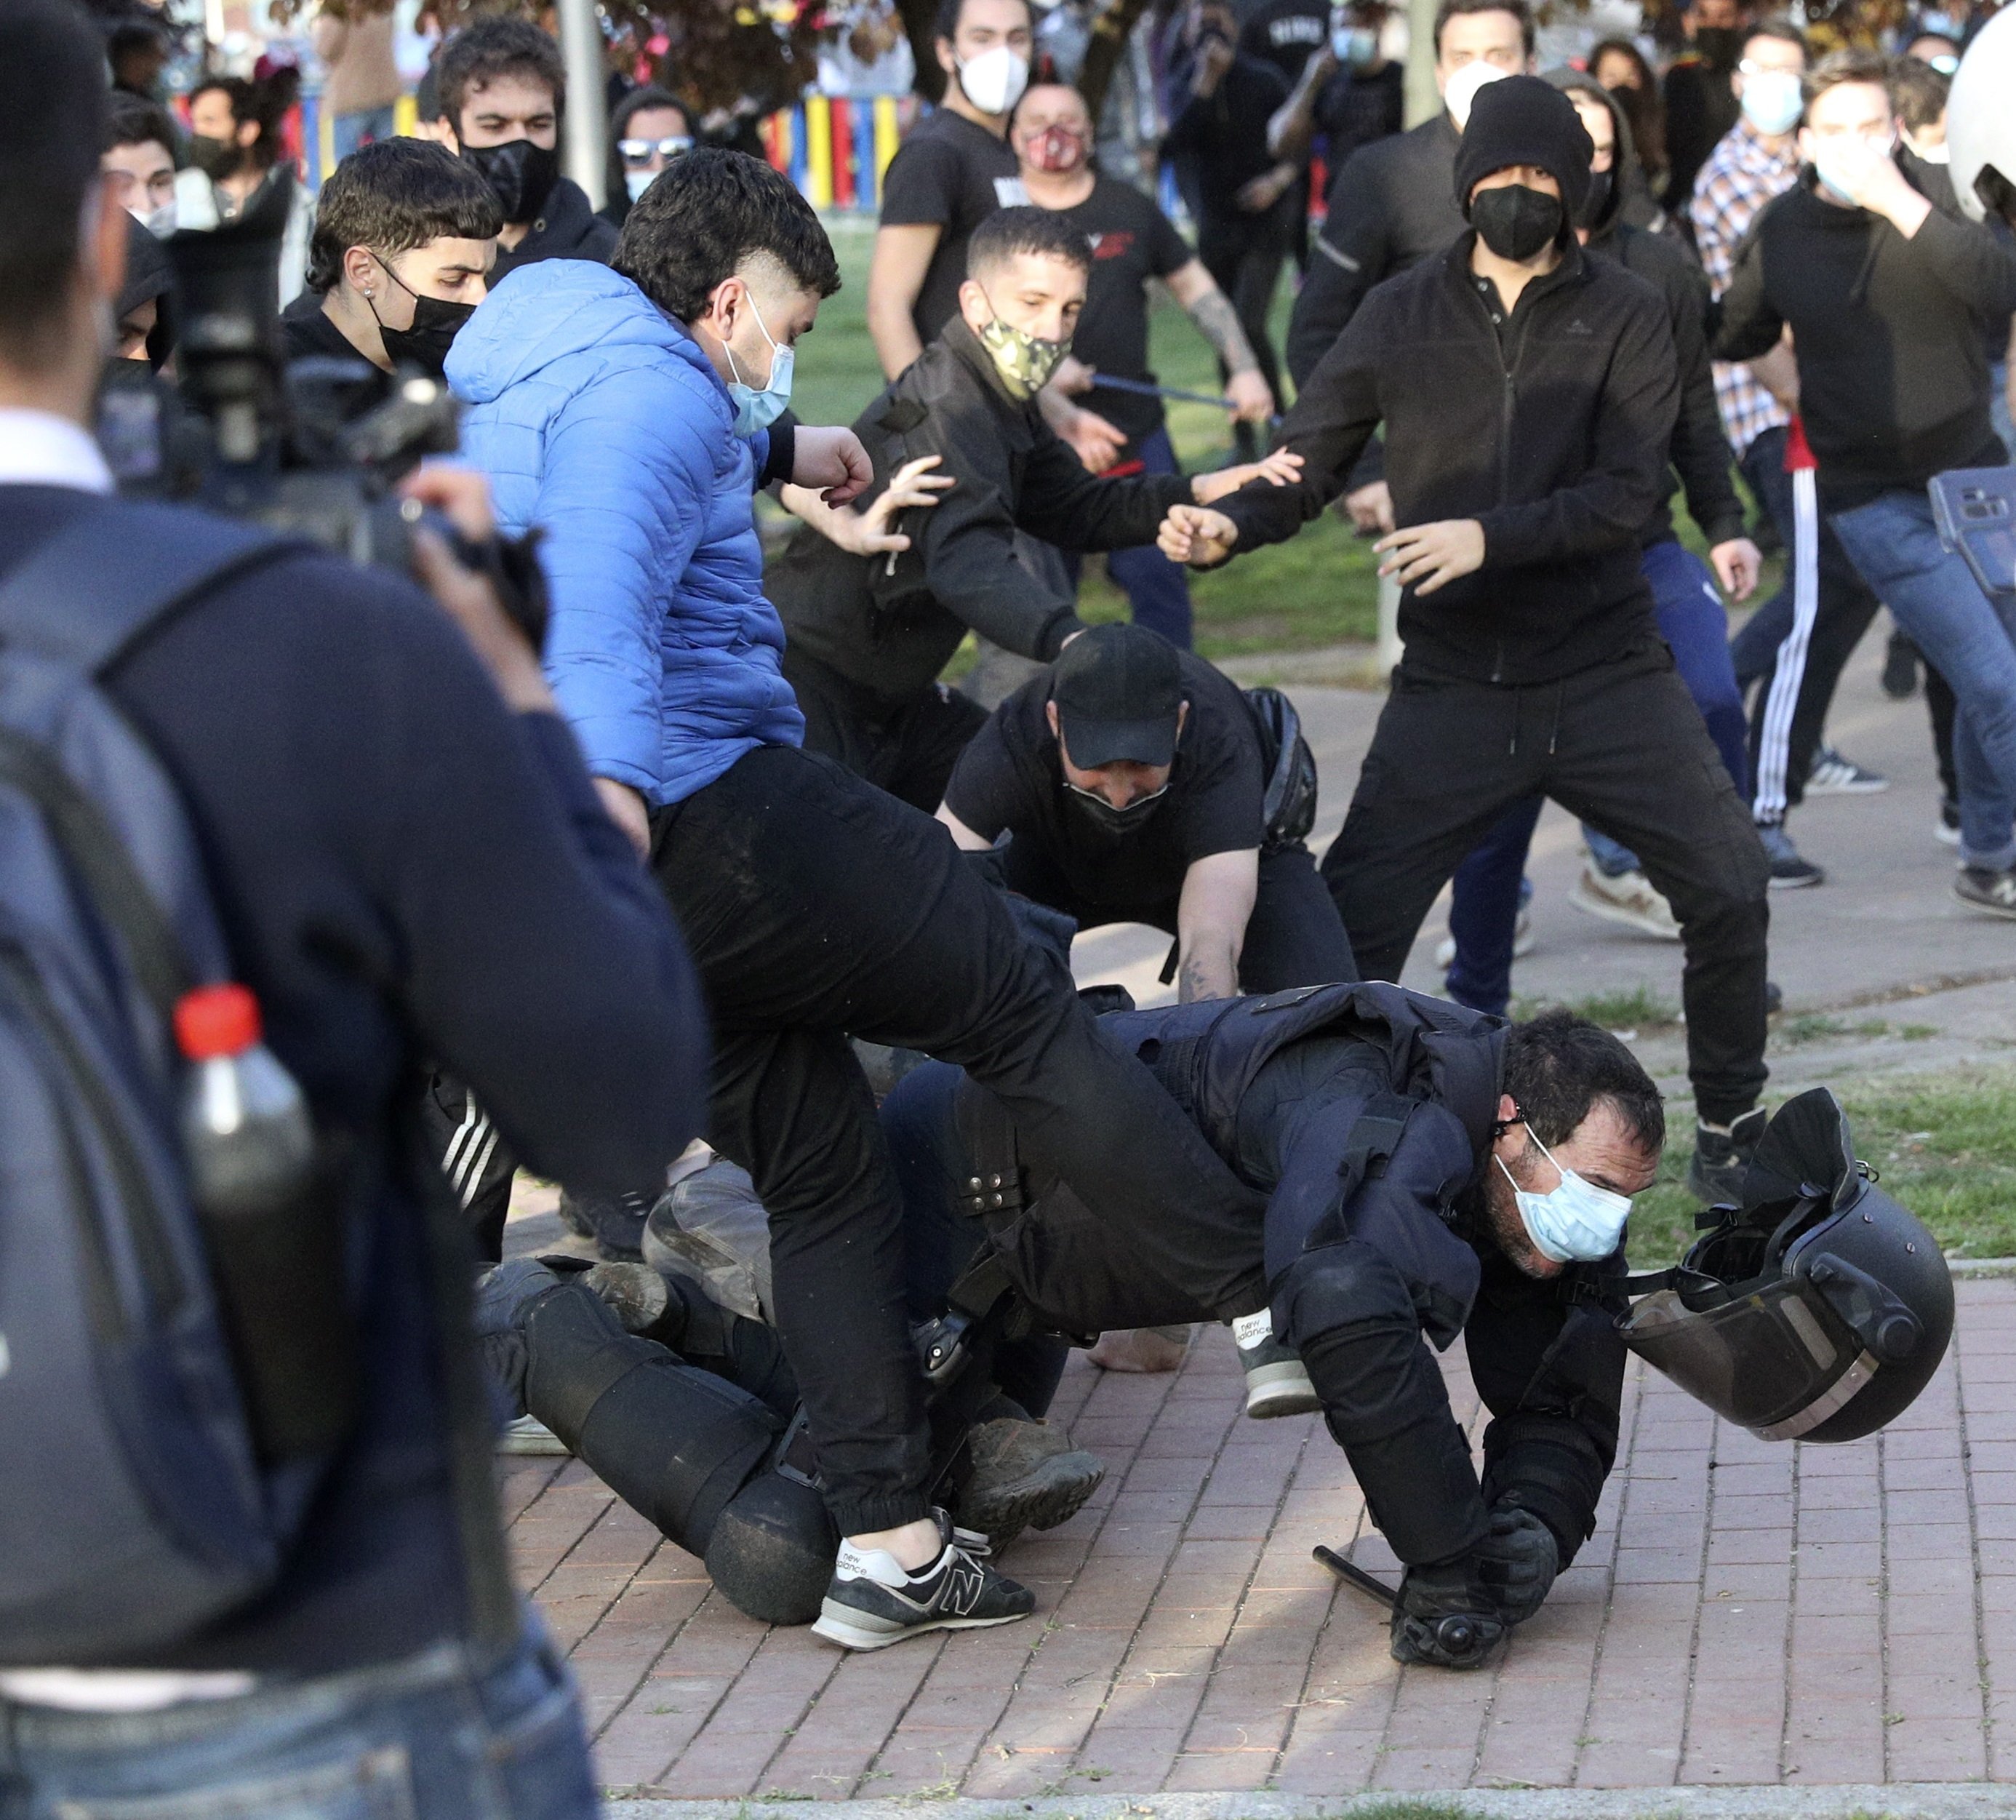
[364,287,374,298]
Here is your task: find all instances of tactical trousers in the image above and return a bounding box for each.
[1319,646,1771,1126]
[649,746,1266,1535]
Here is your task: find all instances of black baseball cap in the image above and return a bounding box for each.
[1052,623,1183,768]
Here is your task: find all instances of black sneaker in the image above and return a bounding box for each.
[1758,823,1825,889]
[1954,866,2016,920]
[812,1511,1033,1651]
[1806,746,1888,795]
[1232,1312,1321,1418]
[1687,1106,1768,1205]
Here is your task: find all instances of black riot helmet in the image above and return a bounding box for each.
[1617,1089,1953,1443]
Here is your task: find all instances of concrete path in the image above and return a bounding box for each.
[501,618,2016,1803]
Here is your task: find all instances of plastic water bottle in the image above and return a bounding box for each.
[174,983,313,1218]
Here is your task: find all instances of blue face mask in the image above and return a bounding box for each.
[1497,1122,1633,1264]
[724,292,794,439]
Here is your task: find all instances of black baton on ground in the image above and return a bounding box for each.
[1313,1545,1484,1656]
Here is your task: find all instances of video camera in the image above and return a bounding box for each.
[100,175,545,638]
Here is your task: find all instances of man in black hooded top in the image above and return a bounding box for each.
[1159,76,1772,1206]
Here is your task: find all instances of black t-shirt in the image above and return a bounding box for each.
[1049,178,1193,457]
[1313,61,1404,170]
[1165,56,1293,221]
[945,648,1266,914]
[280,290,366,362]
[1237,0,1329,86]
[879,109,1026,347]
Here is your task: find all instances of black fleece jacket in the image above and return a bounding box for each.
[1217,234,1679,685]
[766,318,1192,706]
[1714,177,2016,506]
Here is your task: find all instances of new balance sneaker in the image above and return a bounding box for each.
[1567,862,1681,941]
[1954,866,2016,919]
[1806,746,1888,794]
[953,1412,1105,1549]
[1686,1106,1769,1206]
[1936,797,1961,847]
[812,1512,1033,1651]
[1233,1311,1321,1418]
[1758,823,1825,889]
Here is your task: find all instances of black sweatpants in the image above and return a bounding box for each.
[649,745,1268,1535]
[1319,647,1771,1125]
[421,1074,519,1264]
[782,647,988,815]
[999,837,1359,993]
[1196,201,1290,448]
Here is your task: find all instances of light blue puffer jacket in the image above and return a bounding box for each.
[448,260,804,807]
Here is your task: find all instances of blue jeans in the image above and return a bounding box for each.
[1062,426,1193,648]
[1832,487,2016,870]
[0,1624,598,1820]
[1446,540,1748,1016]
[331,103,398,164]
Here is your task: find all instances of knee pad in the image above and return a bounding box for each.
[705,1468,839,1627]
[521,1282,779,1560]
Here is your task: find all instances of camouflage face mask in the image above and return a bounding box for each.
[975,290,1071,400]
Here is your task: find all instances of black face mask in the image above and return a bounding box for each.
[1575,166,1614,231]
[461,137,561,225]
[1692,23,1741,69]
[1065,780,1170,835]
[189,132,241,181]
[364,255,478,378]
[1471,183,1565,261]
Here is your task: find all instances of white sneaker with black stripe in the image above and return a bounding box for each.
[811,1511,1033,1651]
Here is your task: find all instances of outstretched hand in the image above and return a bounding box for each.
[835,455,956,557]
[1191,449,1303,505]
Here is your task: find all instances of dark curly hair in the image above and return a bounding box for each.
[1503,1007,1664,1156]
[614,146,839,324]
[432,17,567,132]
[307,137,502,297]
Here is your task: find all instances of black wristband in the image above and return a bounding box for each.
[760,412,798,490]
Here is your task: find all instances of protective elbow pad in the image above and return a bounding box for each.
[1481,1412,1610,1567]
[521,1282,779,1558]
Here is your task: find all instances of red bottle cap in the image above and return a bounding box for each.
[174,983,263,1061]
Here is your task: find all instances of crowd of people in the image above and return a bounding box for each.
[0,0,2004,1811]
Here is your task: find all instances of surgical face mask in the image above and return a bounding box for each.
[1739,67,1804,137]
[365,253,477,380]
[1025,122,1088,173]
[461,137,560,225]
[140,197,177,238]
[1335,23,1378,65]
[956,45,1030,116]
[1443,60,1510,131]
[723,290,794,437]
[1927,52,1959,75]
[1903,129,1951,165]
[974,290,1071,399]
[1065,779,1169,833]
[1471,182,1564,260]
[1810,129,1895,204]
[625,168,657,203]
[1497,1125,1632,1264]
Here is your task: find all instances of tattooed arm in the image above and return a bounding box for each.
[1175,847,1259,1002]
[1166,258,1275,422]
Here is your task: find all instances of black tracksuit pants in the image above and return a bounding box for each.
[781,647,989,815]
[649,745,1268,1536]
[1319,645,1771,1125]
[998,837,1359,994]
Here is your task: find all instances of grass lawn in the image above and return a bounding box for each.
[1619,1061,2016,1275]
[785,216,1767,666]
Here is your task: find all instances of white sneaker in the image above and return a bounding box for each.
[1567,863,1681,940]
[1434,904,1533,972]
[497,1414,570,1456]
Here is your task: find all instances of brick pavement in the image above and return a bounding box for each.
[506,1275,2016,1800]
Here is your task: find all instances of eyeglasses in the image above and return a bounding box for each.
[618,135,693,167]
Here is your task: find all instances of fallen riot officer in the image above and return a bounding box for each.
[472,1256,1105,1627]
[878,987,1954,1667]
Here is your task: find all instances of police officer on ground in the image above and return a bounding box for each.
[0,3,708,1807]
[882,993,1665,1667]
[936,622,1355,999]
[765,206,1297,814]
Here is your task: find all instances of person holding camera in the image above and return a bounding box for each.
[281,137,501,379]
[0,7,708,1811]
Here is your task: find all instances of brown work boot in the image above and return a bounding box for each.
[953,1412,1105,1552]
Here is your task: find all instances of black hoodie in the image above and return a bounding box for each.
[489,175,617,287]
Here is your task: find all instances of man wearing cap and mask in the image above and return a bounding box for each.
[881,996,1664,1667]
[1161,76,1775,1206]
[767,206,1298,815]
[426,17,617,286]
[936,622,1354,1001]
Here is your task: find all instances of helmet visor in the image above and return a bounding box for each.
[1619,1285,1876,1439]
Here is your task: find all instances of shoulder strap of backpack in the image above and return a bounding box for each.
[0,500,297,676]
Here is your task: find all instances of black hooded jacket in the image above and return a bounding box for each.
[765,318,1192,706]
[489,176,618,286]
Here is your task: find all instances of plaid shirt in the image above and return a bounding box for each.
[1692,117,1801,460]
